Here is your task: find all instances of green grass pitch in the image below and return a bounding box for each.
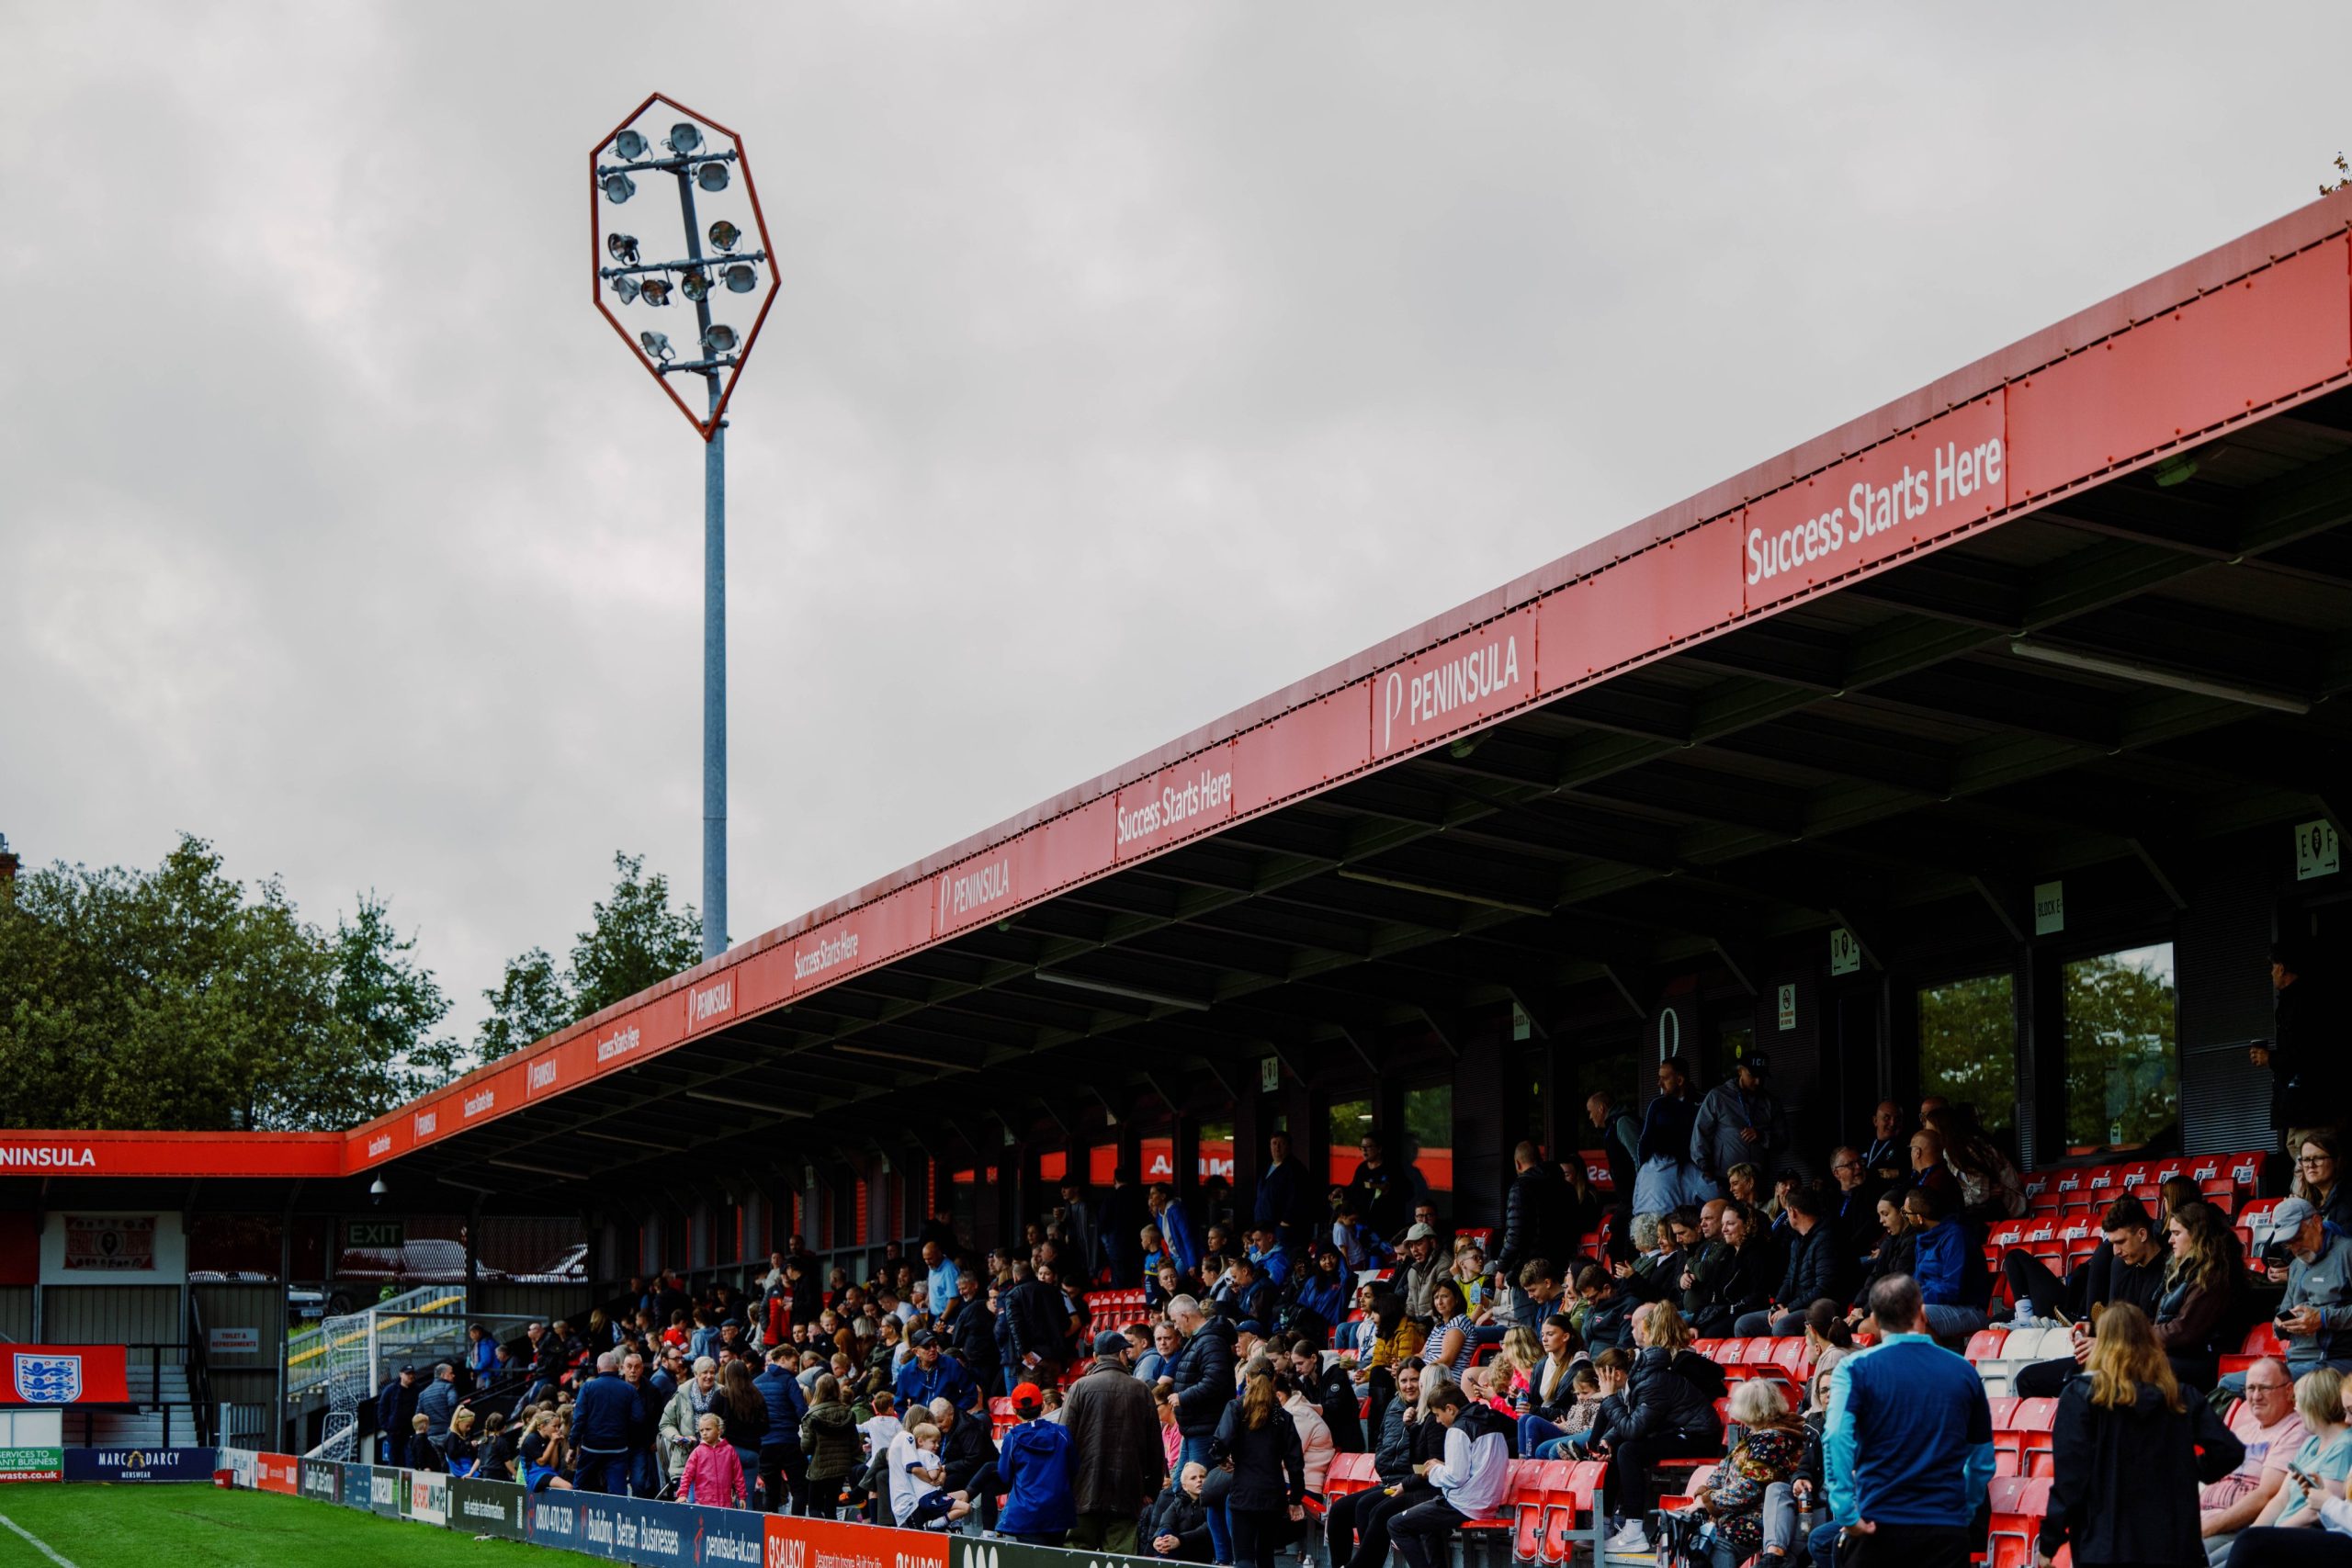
[0,1485,544,1568]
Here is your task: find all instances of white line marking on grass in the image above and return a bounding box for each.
[0,1513,79,1568]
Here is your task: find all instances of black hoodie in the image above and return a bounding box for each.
[2040,1375,2243,1565]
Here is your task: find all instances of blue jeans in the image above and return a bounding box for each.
[1921,1304,1987,1340]
[1808,1519,1845,1566]
[1535,1434,1588,1461]
[1205,1500,1234,1564]
[1180,1433,1216,1468]
[1517,1415,1566,1455]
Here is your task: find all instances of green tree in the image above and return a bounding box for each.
[2063,950,2177,1147]
[0,836,461,1131]
[477,946,571,1058]
[1918,973,2018,1136]
[566,852,701,1021]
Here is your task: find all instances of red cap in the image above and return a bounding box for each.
[1012,1382,1044,1406]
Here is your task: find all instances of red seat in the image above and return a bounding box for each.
[1325,1451,1377,1499]
[1965,1329,2010,1364]
[2222,1322,2287,1379]
[1989,1475,2059,1568]
[1505,1460,1569,1561]
[1542,1460,1609,1564]
[1767,1337,1811,1381]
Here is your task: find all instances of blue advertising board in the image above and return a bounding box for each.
[337,1461,375,1510]
[527,1489,586,1552]
[683,1504,767,1568]
[62,1447,217,1483]
[577,1494,697,1567]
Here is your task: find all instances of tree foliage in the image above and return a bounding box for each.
[0,836,460,1131]
[474,852,701,1055]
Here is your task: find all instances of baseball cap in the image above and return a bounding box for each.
[1011,1382,1044,1408]
[1092,1330,1128,1358]
[909,1329,938,1348]
[2272,1196,2319,1233]
[1738,1052,1771,1077]
[1235,1319,1266,1337]
[1404,1223,1437,1242]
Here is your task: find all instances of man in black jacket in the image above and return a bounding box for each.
[1734,1187,1838,1336]
[2252,938,2343,1148]
[1000,1264,1070,1388]
[1494,1142,1577,1289]
[1588,1091,1641,1262]
[1160,1296,1234,1469]
[374,1365,417,1464]
[944,1271,1000,1393]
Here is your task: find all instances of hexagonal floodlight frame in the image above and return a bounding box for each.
[590,91,778,442]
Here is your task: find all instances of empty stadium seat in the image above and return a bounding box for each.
[1540,1459,1609,1566]
[2222,1323,2288,1379]
[1987,1475,2057,1568]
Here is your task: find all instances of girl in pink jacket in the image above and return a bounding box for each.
[680,1413,747,1507]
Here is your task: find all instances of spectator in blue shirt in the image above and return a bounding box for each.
[1244,1224,1292,1289]
[892,1330,979,1416]
[1151,1186,1203,1274]
[1817,1274,1995,1568]
[922,1240,960,1326]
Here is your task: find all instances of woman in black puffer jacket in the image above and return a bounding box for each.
[1585,1302,1724,1548]
[1207,1370,1305,1568]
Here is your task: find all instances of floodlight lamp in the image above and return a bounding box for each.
[703,323,739,355]
[696,161,730,193]
[639,330,674,363]
[680,268,711,302]
[721,262,757,293]
[708,220,741,252]
[613,275,642,305]
[668,122,703,155]
[602,172,637,204]
[614,129,649,162]
[639,276,672,307]
[606,232,640,265]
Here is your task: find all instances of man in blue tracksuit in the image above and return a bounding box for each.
[1816,1274,1996,1568]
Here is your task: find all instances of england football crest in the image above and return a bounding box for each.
[15,1354,81,1404]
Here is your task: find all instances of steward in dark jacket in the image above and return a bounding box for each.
[2039,1372,2243,1567]
[1061,1344,1166,1522]
[1169,1314,1236,1438]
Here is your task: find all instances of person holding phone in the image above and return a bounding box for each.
[2244,1371,2352,1536]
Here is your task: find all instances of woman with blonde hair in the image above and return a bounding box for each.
[2038,1303,2243,1568]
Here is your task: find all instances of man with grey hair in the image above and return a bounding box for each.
[571,1348,639,1495]
[416,1360,458,1440]
[1160,1295,1234,1469]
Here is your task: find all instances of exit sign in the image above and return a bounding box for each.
[345,1220,404,1250]
[2296,820,2341,882]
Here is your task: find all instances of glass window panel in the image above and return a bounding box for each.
[1198,1119,1234,1183]
[1919,973,2018,1138]
[2064,943,2178,1150]
[1403,1082,1453,1197]
[1327,1098,1373,1185]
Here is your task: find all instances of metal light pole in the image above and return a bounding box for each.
[589,96,778,960]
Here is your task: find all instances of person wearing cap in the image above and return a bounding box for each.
[997,1380,1078,1545]
[1063,1328,1167,1553]
[1692,1053,1790,1194]
[375,1363,418,1465]
[1397,1224,1446,1325]
[2268,1195,2352,1382]
[891,1327,979,1416]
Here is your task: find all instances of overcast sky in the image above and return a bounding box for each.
[3,2,2341,1052]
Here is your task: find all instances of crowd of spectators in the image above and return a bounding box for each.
[359,944,2352,1566]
